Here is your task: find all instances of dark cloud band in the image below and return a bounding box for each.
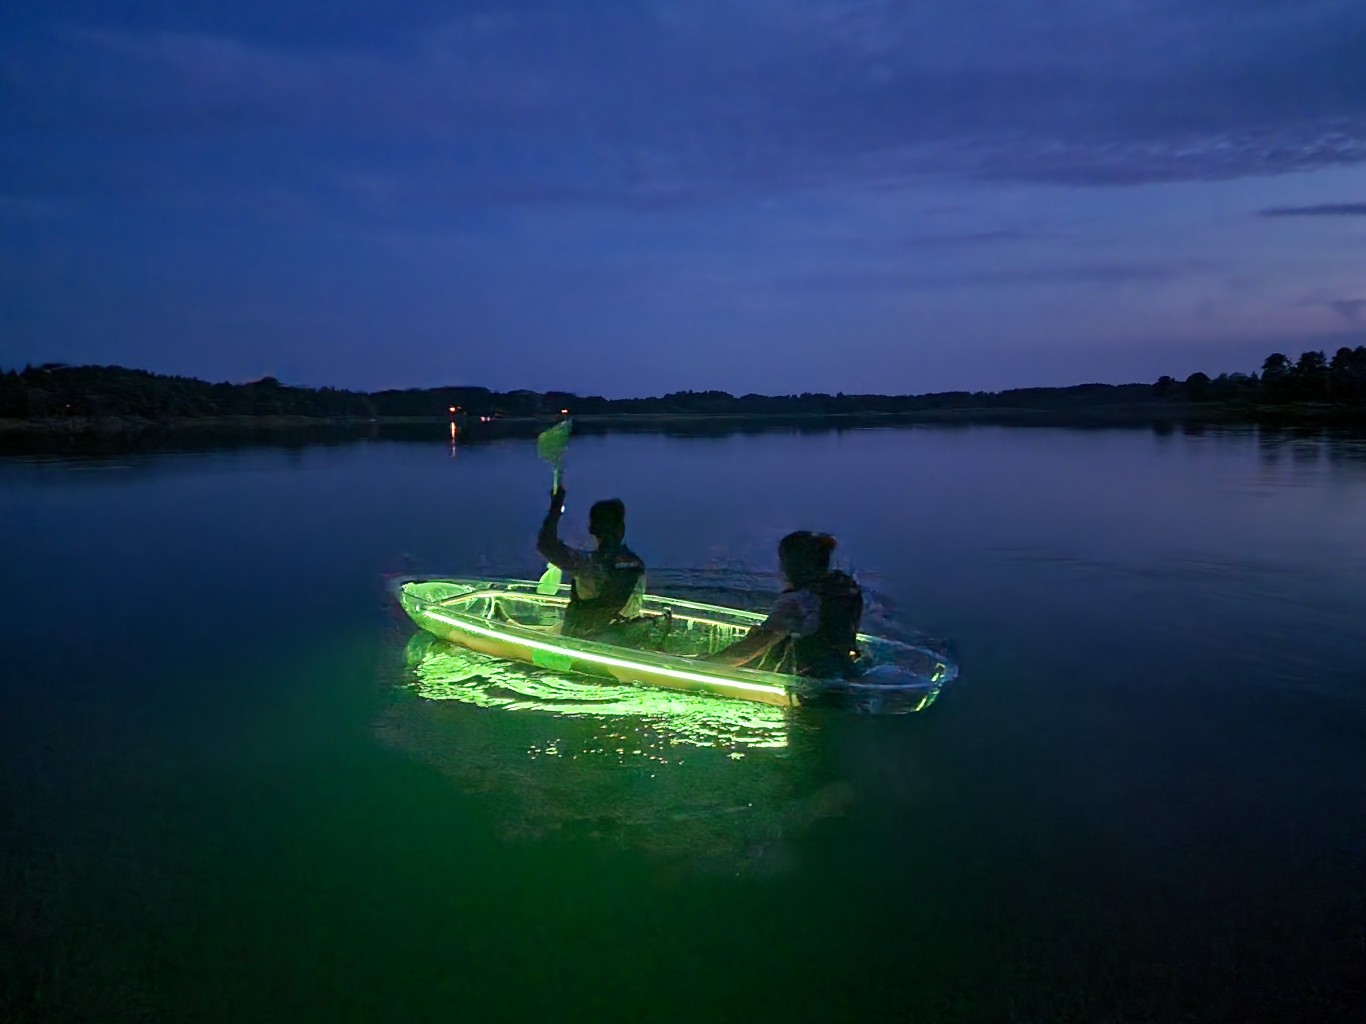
[1260,203,1366,217]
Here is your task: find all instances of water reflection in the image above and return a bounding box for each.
[400,632,790,752]
[375,632,854,874]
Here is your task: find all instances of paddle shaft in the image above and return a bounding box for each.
[536,421,570,594]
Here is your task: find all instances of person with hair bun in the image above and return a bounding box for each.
[703,530,863,677]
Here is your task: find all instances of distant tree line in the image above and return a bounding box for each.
[4,348,1365,423]
[369,381,1172,417]
[1152,347,1366,408]
[0,365,375,419]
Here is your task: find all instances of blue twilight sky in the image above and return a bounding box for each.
[2,0,1364,396]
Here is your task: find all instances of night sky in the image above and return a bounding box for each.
[3,1,1364,396]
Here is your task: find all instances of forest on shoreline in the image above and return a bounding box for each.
[3,346,1365,432]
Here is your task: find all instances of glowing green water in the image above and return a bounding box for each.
[403,632,791,751]
[4,426,1366,1021]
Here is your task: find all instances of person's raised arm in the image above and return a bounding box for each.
[537,485,592,573]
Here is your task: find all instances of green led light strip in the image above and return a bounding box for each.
[421,609,792,700]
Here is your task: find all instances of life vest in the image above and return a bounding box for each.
[789,570,863,677]
[562,544,645,638]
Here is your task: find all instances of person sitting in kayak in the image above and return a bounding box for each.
[537,485,647,639]
[703,531,863,677]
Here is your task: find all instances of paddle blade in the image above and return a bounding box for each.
[536,562,562,595]
[536,419,572,466]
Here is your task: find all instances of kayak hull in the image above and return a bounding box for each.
[393,577,954,709]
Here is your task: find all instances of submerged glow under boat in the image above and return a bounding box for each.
[394,577,956,710]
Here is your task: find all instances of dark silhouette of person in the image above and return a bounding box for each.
[537,484,646,639]
[705,531,863,677]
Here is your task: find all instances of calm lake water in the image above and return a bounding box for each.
[3,424,1365,1023]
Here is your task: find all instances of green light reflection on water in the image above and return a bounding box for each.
[403,633,790,754]
[383,634,850,868]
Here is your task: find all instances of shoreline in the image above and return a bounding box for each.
[3,402,1365,438]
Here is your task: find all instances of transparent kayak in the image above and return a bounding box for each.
[394,577,957,710]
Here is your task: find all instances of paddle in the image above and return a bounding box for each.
[535,418,573,594]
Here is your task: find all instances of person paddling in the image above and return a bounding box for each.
[704,531,863,677]
[537,482,647,639]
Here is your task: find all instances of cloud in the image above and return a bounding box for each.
[2,0,1365,212]
[786,259,1207,292]
[50,24,566,136]
[900,228,1041,249]
[1331,299,1366,325]
[1260,202,1366,216]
